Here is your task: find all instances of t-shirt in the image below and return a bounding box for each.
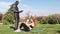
[12,4,19,13]
[25,19,34,30]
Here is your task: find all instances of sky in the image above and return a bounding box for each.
[0,0,60,17]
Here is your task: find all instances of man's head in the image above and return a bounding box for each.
[15,1,19,5]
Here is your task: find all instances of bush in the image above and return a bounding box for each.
[48,18,57,24]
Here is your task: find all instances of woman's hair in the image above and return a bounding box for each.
[31,17,38,26]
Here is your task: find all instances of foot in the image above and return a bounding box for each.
[14,29,21,32]
[10,26,16,30]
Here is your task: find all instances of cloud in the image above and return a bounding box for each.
[0,0,60,18]
[18,1,34,17]
[0,1,32,18]
[0,2,13,14]
[19,2,60,17]
[35,8,60,16]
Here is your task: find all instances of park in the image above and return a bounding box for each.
[0,0,60,34]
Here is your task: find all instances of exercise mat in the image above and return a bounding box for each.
[13,29,43,32]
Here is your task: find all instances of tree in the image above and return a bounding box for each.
[2,4,15,24]
[37,16,48,24]
[0,13,3,23]
[48,17,57,24]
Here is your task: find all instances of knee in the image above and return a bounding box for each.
[30,25,34,28]
[20,23,25,25]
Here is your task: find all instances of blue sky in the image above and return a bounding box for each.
[0,0,60,17]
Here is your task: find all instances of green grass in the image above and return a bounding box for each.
[0,24,60,34]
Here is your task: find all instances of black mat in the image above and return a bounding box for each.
[21,30,43,32]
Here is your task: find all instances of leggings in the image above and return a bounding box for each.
[20,23,30,31]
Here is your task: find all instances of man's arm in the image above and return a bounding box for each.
[19,10,23,13]
[13,5,23,13]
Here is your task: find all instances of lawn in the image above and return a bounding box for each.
[0,24,60,34]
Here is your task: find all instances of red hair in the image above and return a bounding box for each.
[31,17,38,26]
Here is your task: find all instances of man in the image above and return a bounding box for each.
[12,1,23,31]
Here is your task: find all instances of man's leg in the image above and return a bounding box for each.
[15,17,19,30]
[15,13,19,30]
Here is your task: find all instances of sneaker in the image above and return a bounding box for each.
[14,29,21,32]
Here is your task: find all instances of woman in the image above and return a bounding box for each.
[19,17,37,31]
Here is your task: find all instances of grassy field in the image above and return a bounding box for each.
[0,24,60,34]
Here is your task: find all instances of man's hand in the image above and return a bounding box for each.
[19,10,23,13]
